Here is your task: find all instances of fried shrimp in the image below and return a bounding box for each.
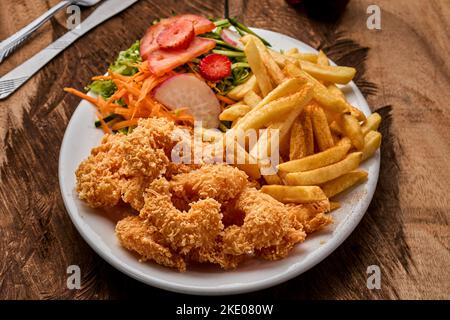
[76,117,333,271]
[76,118,176,208]
[140,178,224,255]
[170,164,249,204]
[222,188,307,257]
[116,216,186,271]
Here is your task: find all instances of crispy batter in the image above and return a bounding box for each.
[76,118,175,208]
[189,245,245,270]
[116,216,186,271]
[77,117,333,271]
[140,178,224,255]
[286,200,333,234]
[76,134,124,207]
[222,188,306,256]
[170,164,249,204]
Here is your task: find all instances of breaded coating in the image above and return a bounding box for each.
[76,134,124,207]
[78,118,334,271]
[222,188,306,256]
[189,245,245,270]
[286,200,333,234]
[116,216,186,271]
[120,176,153,211]
[140,178,224,255]
[170,164,249,204]
[76,118,176,208]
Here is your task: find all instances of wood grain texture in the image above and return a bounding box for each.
[0,0,449,300]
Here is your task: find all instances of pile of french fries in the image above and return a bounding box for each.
[218,35,382,209]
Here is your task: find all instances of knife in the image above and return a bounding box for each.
[0,0,138,100]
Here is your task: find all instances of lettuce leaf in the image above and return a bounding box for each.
[87,40,142,98]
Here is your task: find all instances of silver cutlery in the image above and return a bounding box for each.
[0,0,102,64]
[0,0,138,100]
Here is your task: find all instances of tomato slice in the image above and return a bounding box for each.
[140,14,215,60]
[148,38,215,76]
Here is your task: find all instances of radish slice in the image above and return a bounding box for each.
[154,74,221,128]
[220,29,244,49]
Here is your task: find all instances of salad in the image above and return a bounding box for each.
[64,14,271,133]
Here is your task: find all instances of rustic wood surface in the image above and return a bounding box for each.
[0,0,449,300]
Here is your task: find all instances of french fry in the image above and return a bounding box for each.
[202,128,224,142]
[231,117,241,128]
[329,201,341,211]
[227,75,258,100]
[254,40,286,85]
[289,115,307,160]
[311,104,335,151]
[341,113,364,150]
[361,112,382,136]
[302,106,315,156]
[269,49,298,67]
[330,120,343,135]
[284,63,349,114]
[327,84,366,121]
[236,83,313,131]
[288,52,319,63]
[299,60,356,84]
[332,132,341,144]
[336,136,352,146]
[285,48,299,55]
[263,174,283,185]
[327,84,345,99]
[243,90,262,108]
[285,152,362,185]
[243,35,286,85]
[317,50,330,66]
[256,77,307,110]
[250,105,306,161]
[361,130,382,161]
[321,170,368,198]
[222,136,261,180]
[278,137,351,173]
[245,38,273,96]
[261,185,328,203]
[219,104,252,121]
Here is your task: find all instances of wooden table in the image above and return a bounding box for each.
[1,0,449,300]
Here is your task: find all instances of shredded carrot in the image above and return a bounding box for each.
[66,61,197,133]
[216,94,235,105]
[96,111,112,134]
[64,87,98,105]
[106,88,127,104]
[111,119,139,130]
[91,75,112,81]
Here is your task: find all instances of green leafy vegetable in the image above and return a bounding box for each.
[87,80,117,99]
[109,40,142,76]
[86,41,142,99]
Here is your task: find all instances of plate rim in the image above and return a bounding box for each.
[58,27,380,295]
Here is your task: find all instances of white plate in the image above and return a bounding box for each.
[59,28,380,295]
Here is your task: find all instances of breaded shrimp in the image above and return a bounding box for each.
[286,200,332,234]
[116,216,186,271]
[170,164,249,204]
[222,188,306,256]
[76,118,176,208]
[140,178,224,255]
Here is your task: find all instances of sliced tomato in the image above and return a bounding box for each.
[140,19,173,60]
[140,14,215,60]
[148,38,216,76]
[177,14,215,35]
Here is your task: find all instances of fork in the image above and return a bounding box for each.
[0,0,101,64]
